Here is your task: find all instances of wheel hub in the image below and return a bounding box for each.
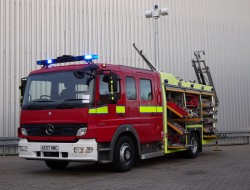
[191,136,198,153]
[120,143,131,165]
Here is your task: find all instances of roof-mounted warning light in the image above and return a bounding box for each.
[37,54,99,67]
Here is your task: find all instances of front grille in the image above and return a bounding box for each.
[44,152,59,157]
[36,151,68,158]
[22,123,87,136]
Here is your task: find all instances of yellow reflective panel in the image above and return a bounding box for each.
[140,106,163,113]
[116,106,125,113]
[88,108,96,114]
[140,106,157,113]
[156,106,163,113]
[89,106,108,114]
[96,106,108,113]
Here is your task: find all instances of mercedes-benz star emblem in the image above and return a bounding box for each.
[45,124,54,136]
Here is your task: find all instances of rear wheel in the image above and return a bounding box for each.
[185,132,199,158]
[112,136,135,172]
[45,160,69,170]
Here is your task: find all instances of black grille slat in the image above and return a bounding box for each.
[22,124,87,137]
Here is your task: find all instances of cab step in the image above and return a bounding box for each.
[98,160,112,164]
[141,150,164,160]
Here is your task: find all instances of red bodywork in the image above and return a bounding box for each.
[19,64,163,144]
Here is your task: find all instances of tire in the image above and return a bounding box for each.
[112,136,135,172]
[45,160,69,170]
[185,132,199,158]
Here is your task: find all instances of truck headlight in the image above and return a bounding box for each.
[21,128,28,136]
[19,146,28,152]
[76,127,87,136]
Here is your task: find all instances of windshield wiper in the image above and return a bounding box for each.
[27,100,54,110]
[56,99,84,109]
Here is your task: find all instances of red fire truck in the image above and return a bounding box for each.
[18,47,218,172]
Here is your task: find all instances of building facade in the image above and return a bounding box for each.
[0,0,250,149]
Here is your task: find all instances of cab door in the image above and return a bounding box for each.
[124,76,140,136]
[138,73,161,143]
[90,71,124,142]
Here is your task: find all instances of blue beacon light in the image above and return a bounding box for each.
[84,54,99,60]
[47,59,53,64]
[37,54,99,66]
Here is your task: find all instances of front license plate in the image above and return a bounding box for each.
[41,145,59,152]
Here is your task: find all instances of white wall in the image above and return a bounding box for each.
[0,0,250,138]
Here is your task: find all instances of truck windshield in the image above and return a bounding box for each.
[22,70,95,110]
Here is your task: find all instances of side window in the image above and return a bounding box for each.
[140,79,153,101]
[99,74,121,104]
[99,75,110,95]
[126,77,136,100]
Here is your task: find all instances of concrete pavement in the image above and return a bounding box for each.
[0,145,250,190]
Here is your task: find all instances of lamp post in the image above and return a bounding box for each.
[145,5,168,71]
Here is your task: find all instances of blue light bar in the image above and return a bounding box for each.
[37,54,99,66]
[84,54,99,60]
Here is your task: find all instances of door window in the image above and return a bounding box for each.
[140,79,153,100]
[99,74,121,104]
[126,77,136,100]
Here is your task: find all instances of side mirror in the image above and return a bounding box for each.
[19,77,27,105]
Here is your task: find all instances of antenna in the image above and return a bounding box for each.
[133,43,156,72]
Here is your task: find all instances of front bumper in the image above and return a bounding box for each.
[18,139,98,161]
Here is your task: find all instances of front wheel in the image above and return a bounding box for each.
[45,160,69,170]
[112,136,135,172]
